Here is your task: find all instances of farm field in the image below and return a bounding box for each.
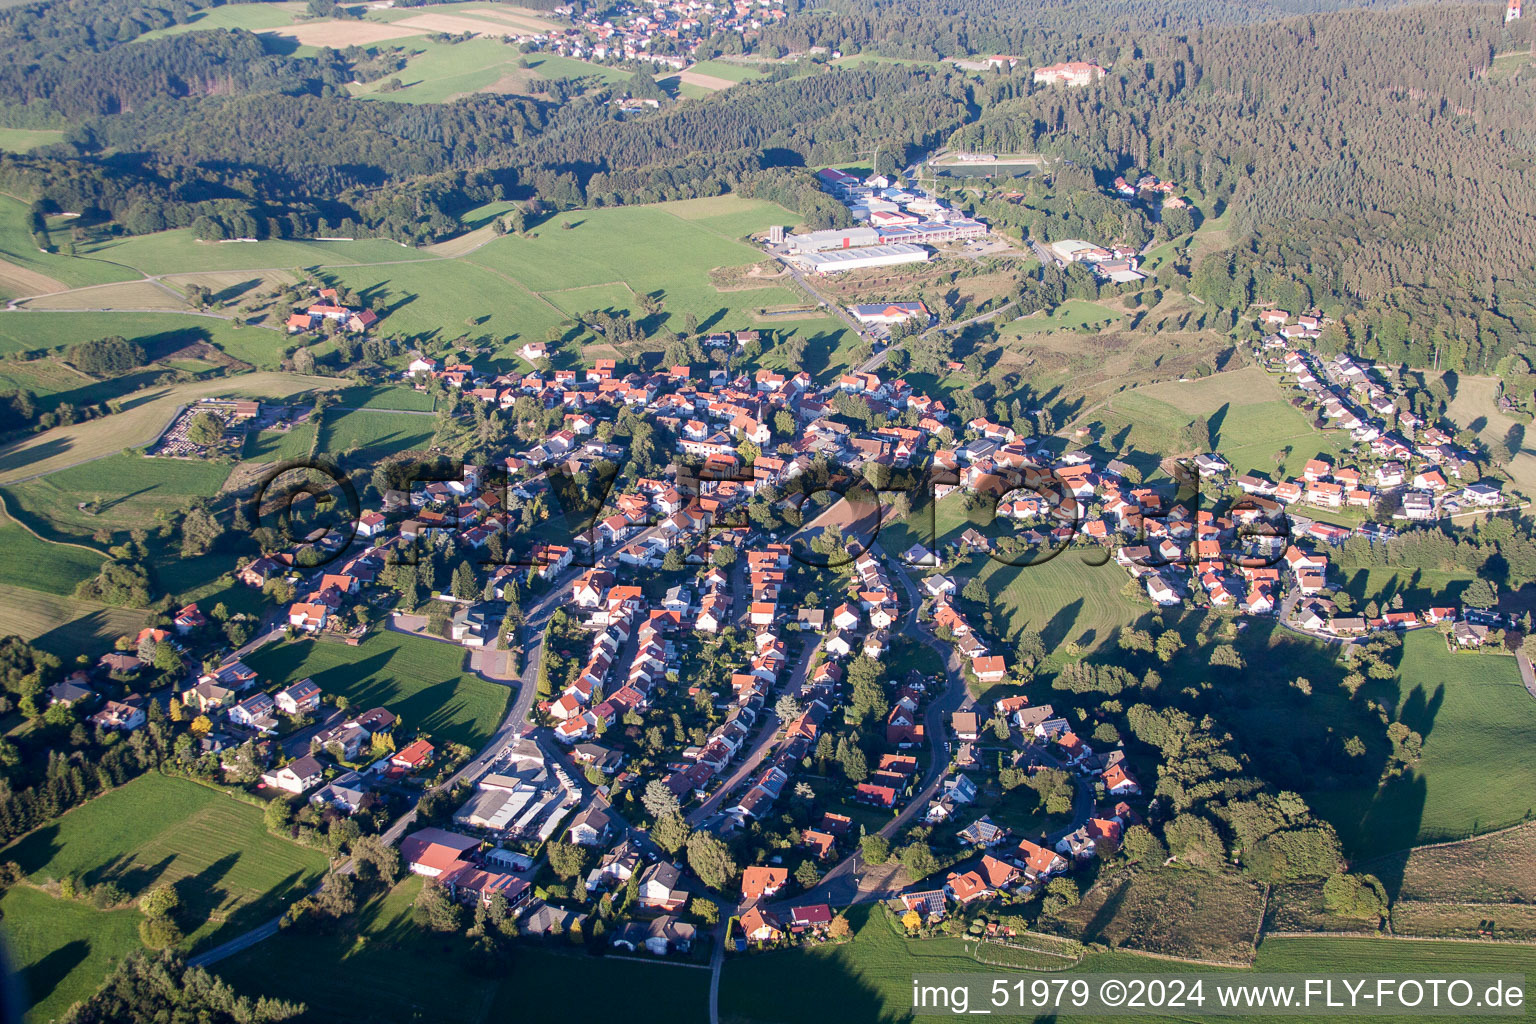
[2,773,327,1018]
[1308,630,1536,859]
[0,128,64,153]
[0,884,142,1024]
[0,371,336,484]
[216,874,709,1024]
[0,310,290,368]
[682,58,771,83]
[1366,822,1536,903]
[19,279,188,311]
[319,408,437,464]
[1334,567,1477,609]
[0,583,148,657]
[1046,868,1266,963]
[720,903,1536,1024]
[0,501,105,594]
[136,0,307,39]
[243,631,509,748]
[1443,373,1536,496]
[242,424,315,464]
[352,40,632,103]
[1084,366,1346,478]
[0,198,136,296]
[331,385,435,412]
[69,230,432,277]
[2,452,232,540]
[1003,299,1122,335]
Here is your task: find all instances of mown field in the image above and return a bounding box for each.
[318,408,436,465]
[215,874,710,1024]
[2,452,232,540]
[0,583,148,657]
[0,501,105,595]
[243,631,509,748]
[135,0,307,39]
[350,38,633,104]
[1307,630,1536,859]
[0,884,142,1024]
[0,198,137,297]
[70,231,432,277]
[0,372,335,484]
[0,310,294,368]
[2,773,327,1021]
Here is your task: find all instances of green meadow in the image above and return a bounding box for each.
[243,631,509,748]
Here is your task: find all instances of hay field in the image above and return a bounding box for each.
[264,18,425,46]
[20,279,188,310]
[675,69,737,91]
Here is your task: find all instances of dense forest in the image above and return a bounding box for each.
[0,0,1532,371]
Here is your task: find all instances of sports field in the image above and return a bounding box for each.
[243,631,509,748]
[1308,629,1536,859]
[215,874,709,1024]
[0,372,335,485]
[2,773,327,1019]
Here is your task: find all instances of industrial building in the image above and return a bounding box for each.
[850,301,930,324]
[785,226,880,253]
[789,243,931,275]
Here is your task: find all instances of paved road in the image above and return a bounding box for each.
[686,641,817,827]
[189,563,582,967]
[1519,649,1536,702]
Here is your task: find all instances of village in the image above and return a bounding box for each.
[37,290,1521,964]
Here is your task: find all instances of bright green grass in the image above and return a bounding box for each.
[0,884,142,1024]
[0,503,105,594]
[136,0,307,39]
[1335,567,1475,609]
[350,37,531,104]
[319,408,436,464]
[662,193,802,240]
[331,385,435,411]
[0,198,137,292]
[1004,299,1122,335]
[0,311,290,367]
[0,129,64,153]
[216,873,709,1023]
[543,281,634,317]
[321,255,563,350]
[466,203,834,357]
[71,231,432,276]
[523,53,634,85]
[3,772,327,945]
[1308,629,1536,859]
[243,424,316,463]
[0,356,97,399]
[243,631,510,747]
[2,453,231,539]
[0,584,148,659]
[880,492,1143,661]
[684,58,772,82]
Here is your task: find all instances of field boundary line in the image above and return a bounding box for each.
[1357,818,1536,869]
[0,489,110,559]
[1264,930,1536,946]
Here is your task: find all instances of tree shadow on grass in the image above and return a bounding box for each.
[23,940,88,1011]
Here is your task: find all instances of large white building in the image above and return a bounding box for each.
[789,243,931,275]
[1033,61,1106,87]
[785,226,880,253]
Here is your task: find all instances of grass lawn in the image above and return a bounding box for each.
[0,884,142,1024]
[684,58,772,83]
[319,408,437,465]
[0,371,336,485]
[216,874,709,1023]
[1003,299,1122,335]
[0,583,148,657]
[1308,629,1536,859]
[1444,373,1536,497]
[243,631,509,748]
[0,311,299,368]
[243,424,316,464]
